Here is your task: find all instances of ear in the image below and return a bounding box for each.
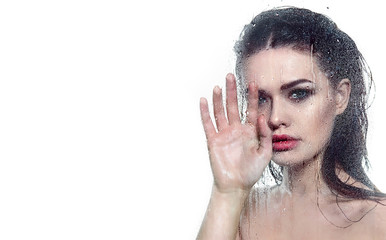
[335,78,351,115]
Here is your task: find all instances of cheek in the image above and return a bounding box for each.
[301,101,336,145]
[256,102,271,117]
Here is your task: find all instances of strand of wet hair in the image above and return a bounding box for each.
[314,163,350,228]
[335,193,378,223]
[317,185,379,228]
[316,188,354,228]
[316,169,356,228]
[313,160,348,228]
[342,176,386,206]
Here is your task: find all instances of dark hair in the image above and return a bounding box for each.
[234,7,385,201]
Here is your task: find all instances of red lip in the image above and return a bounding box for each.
[272,134,299,151]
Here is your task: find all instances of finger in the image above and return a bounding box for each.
[212,86,227,131]
[200,97,216,139]
[256,115,273,158]
[246,81,258,127]
[225,73,240,124]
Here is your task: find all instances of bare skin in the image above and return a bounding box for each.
[197,73,272,240]
[197,48,386,240]
[239,166,386,239]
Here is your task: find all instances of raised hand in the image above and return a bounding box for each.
[200,73,272,193]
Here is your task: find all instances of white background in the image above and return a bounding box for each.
[0,0,385,239]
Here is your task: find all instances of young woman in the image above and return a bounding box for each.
[197,7,386,240]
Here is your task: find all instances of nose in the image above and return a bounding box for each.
[267,99,289,130]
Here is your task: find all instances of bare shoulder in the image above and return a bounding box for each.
[373,199,386,231]
[360,198,386,237]
[375,198,386,213]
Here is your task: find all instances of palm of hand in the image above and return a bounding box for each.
[208,123,265,191]
[200,73,272,193]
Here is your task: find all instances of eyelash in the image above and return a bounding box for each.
[259,96,268,105]
[257,88,313,105]
[258,94,269,105]
[288,88,313,102]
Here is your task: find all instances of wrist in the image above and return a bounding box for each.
[211,184,250,203]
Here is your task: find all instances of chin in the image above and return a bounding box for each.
[271,150,317,167]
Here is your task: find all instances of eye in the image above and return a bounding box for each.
[258,91,270,105]
[289,89,312,101]
[258,96,267,105]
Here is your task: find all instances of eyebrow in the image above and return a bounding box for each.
[280,79,314,90]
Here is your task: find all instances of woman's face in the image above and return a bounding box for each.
[244,47,343,166]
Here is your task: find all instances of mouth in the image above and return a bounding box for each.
[272,134,299,152]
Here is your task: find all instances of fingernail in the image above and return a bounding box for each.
[226,73,233,79]
[214,85,221,94]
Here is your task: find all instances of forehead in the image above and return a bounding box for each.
[244,48,324,87]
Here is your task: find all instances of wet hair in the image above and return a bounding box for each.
[234,7,386,201]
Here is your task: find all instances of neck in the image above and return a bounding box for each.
[274,155,376,229]
[280,154,332,201]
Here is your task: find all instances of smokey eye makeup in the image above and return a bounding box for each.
[288,88,315,102]
[256,85,315,106]
[258,91,269,105]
